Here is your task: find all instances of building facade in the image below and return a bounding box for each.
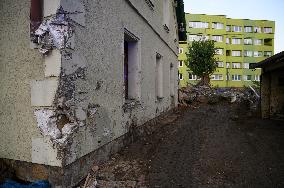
[0,0,178,186]
[178,13,275,87]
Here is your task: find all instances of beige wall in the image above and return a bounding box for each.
[0,0,179,167]
[0,0,47,162]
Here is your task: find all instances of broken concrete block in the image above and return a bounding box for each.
[44,50,62,77]
[34,109,62,139]
[31,78,59,107]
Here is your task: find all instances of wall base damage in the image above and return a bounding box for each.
[0,108,176,187]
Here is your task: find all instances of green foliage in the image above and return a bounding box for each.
[185,39,217,77]
[252,80,261,89]
[175,0,187,41]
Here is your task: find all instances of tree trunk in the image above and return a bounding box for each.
[198,74,210,86]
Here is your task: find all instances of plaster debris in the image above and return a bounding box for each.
[34,109,62,139]
[33,0,86,54]
[62,123,77,135]
[179,84,260,110]
[55,123,77,144]
[35,7,74,54]
[75,107,87,121]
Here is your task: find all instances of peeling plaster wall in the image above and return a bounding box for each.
[59,0,179,165]
[0,0,54,162]
[0,0,179,167]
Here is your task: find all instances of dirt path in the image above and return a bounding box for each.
[87,103,284,188]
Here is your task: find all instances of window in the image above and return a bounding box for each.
[179,48,183,54]
[226,62,230,68]
[243,63,250,69]
[264,38,273,46]
[244,75,252,81]
[233,25,242,32]
[163,0,170,28]
[232,62,241,69]
[216,61,224,67]
[232,75,241,81]
[211,74,223,80]
[189,21,209,28]
[263,27,273,33]
[202,36,209,40]
[244,38,252,45]
[232,38,241,44]
[226,38,230,44]
[124,29,141,100]
[232,50,241,57]
[179,61,183,67]
[244,50,253,57]
[254,39,262,45]
[188,35,197,41]
[212,22,224,29]
[188,35,209,41]
[179,73,183,80]
[264,51,272,57]
[254,51,262,57]
[212,35,223,42]
[244,26,253,33]
[156,53,163,99]
[215,49,223,55]
[226,25,231,32]
[254,75,260,81]
[254,26,261,33]
[189,74,199,80]
[226,50,231,56]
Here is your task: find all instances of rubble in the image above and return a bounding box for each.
[82,159,147,188]
[179,84,260,110]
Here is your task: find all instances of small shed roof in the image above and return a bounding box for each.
[250,51,284,70]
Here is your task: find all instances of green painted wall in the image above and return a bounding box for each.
[178,13,275,88]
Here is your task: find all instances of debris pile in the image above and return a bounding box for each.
[82,158,147,188]
[179,84,260,110]
[81,113,180,188]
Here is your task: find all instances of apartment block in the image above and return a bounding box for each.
[178,13,275,87]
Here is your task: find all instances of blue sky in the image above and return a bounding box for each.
[183,0,284,53]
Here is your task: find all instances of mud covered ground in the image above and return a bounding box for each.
[87,103,284,188]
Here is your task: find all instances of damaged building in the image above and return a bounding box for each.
[251,51,284,120]
[0,0,179,187]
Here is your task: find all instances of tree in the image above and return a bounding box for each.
[185,39,217,85]
[175,0,187,41]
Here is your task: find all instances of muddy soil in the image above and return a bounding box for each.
[88,103,284,188]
